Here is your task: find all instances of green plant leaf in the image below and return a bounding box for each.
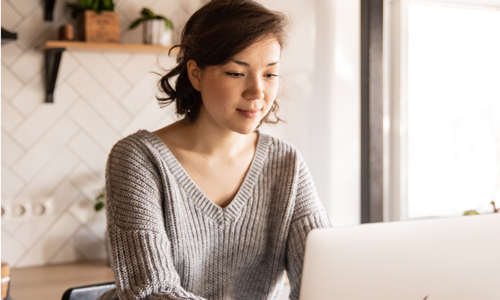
[129,18,144,30]
[141,7,156,19]
[164,18,173,30]
[78,0,92,9]
[94,188,105,211]
[95,202,105,211]
[92,0,100,12]
[66,0,114,17]
[103,0,114,10]
[464,210,479,215]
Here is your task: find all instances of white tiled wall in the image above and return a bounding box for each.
[1,0,206,268]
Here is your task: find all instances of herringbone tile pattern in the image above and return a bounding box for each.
[1,0,205,267]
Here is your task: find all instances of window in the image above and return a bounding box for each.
[385,0,500,220]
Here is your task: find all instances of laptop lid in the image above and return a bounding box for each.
[299,214,500,300]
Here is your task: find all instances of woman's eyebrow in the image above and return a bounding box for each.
[230,59,280,67]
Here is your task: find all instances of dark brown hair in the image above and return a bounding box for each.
[157,0,289,125]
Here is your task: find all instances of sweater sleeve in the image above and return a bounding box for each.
[98,136,207,300]
[285,154,332,300]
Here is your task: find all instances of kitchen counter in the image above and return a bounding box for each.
[9,260,114,300]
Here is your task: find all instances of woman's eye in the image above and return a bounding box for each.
[265,74,279,78]
[226,72,243,77]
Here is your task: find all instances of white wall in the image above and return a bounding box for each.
[312,0,360,226]
[263,0,361,227]
[1,0,360,268]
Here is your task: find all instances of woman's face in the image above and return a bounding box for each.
[188,37,281,135]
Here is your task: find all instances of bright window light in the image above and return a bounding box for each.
[408,3,500,218]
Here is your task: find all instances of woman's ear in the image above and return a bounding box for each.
[186,59,202,92]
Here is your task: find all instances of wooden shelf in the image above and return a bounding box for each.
[42,41,176,103]
[43,40,175,52]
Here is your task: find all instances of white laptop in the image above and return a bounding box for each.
[299,214,500,300]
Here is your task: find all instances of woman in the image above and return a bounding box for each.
[98,1,332,299]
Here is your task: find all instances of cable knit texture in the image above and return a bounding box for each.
[97,130,332,300]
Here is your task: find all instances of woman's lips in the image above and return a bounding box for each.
[237,108,261,118]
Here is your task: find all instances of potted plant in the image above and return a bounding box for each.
[93,188,110,265]
[95,188,106,211]
[463,201,499,215]
[65,0,120,43]
[129,8,173,46]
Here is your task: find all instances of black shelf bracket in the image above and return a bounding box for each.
[45,48,66,103]
[1,27,18,45]
[45,0,56,21]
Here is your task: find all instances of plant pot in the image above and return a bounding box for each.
[77,10,120,43]
[143,19,172,46]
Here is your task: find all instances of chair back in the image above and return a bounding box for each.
[61,281,115,300]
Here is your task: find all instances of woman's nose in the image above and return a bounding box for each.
[243,76,264,100]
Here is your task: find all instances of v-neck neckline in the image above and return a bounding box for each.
[141,129,270,225]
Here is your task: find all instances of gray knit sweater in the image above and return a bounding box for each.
[97,130,332,300]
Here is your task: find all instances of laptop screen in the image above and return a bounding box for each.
[299,214,500,300]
